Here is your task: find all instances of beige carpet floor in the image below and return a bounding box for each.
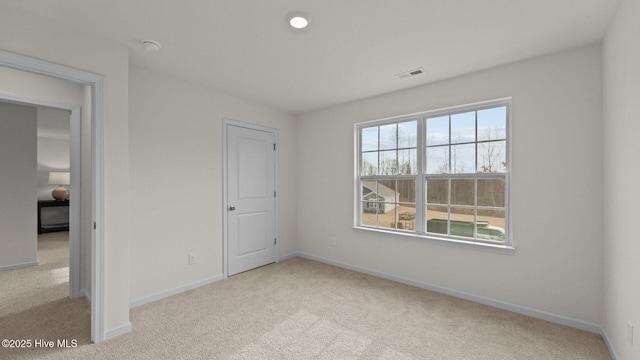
[0,232,82,316]
[0,231,91,360]
[1,237,611,359]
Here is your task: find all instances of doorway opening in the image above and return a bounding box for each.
[0,50,106,343]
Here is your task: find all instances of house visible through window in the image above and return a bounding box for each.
[356,99,510,247]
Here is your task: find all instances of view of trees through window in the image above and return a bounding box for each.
[358,101,509,245]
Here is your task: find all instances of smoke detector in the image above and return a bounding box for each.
[141,39,161,52]
[395,67,425,79]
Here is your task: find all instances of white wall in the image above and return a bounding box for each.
[37,137,70,199]
[602,0,640,358]
[128,67,297,303]
[296,44,604,326]
[0,3,131,333]
[0,102,37,270]
[36,106,71,201]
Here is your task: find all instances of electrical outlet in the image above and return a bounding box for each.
[188,254,196,265]
[628,321,634,346]
[329,237,337,246]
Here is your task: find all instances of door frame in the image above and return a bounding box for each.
[0,93,82,299]
[0,49,106,343]
[222,118,279,279]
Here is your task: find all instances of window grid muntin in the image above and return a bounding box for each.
[425,173,507,243]
[359,175,418,232]
[360,119,418,176]
[357,99,510,246]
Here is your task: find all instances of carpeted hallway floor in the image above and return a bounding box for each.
[1,238,611,359]
[0,231,91,359]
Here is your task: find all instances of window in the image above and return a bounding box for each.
[356,99,510,248]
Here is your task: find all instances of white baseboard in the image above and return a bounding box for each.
[129,274,224,309]
[105,322,132,341]
[297,252,602,334]
[81,288,91,304]
[0,260,38,272]
[601,328,620,360]
[278,252,298,262]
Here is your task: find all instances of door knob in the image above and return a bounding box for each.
[229,206,236,211]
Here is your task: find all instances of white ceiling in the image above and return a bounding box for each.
[1,0,621,115]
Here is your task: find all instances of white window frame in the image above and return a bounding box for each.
[354,98,514,254]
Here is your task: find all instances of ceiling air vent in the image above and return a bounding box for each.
[395,67,425,79]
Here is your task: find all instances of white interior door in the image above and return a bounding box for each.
[227,124,276,276]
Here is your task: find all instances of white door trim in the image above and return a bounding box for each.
[222,118,279,279]
[0,92,82,299]
[0,49,106,343]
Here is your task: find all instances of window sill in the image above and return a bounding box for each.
[353,226,515,255]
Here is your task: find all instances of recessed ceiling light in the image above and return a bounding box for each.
[141,39,161,52]
[286,11,311,29]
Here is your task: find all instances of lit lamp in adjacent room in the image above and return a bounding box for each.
[48,171,70,201]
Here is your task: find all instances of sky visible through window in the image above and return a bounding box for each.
[362,106,506,176]
[426,106,506,174]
